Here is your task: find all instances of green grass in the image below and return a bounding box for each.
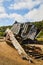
[36,30,43,41]
[0,32,4,36]
[36,30,43,38]
[38,31,43,38]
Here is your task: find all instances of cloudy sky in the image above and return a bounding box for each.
[0,0,43,26]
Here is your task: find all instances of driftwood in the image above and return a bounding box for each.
[5,28,35,63]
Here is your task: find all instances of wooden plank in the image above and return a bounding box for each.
[5,28,34,63]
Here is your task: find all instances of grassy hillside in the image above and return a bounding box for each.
[0,26,12,37]
[38,30,43,38]
[32,21,43,30]
[35,30,43,41]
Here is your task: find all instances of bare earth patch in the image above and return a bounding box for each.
[0,41,43,65]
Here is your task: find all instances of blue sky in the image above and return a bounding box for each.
[0,0,43,26]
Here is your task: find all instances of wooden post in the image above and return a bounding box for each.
[5,28,34,63]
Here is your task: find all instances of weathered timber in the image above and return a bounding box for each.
[11,22,37,40]
[5,28,34,63]
[22,44,43,59]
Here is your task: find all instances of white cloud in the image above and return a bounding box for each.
[9,1,40,10]
[8,0,43,22]
[0,0,43,23]
[14,0,43,2]
[0,6,5,13]
[9,0,42,10]
[0,3,43,22]
[9,13,25,22]
[24,4,43,22]
[0,0,3,2]
[0,0,23,21]
[0,13,9,18]
[0,0,10,18]
[0,0,11,2]
[0,4,8,18]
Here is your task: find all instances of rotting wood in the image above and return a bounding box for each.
[5,28,35,63]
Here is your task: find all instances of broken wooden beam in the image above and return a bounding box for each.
[5,28,34,63]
